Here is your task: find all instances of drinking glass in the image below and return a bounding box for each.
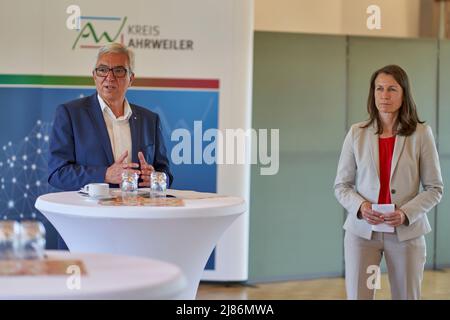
[121,171,139,193]
[20,220,46,260]
[0,221,20,260]
[0,220,21,275]
[150,171,168,198]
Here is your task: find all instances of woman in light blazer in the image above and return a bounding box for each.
[334,65,443,300]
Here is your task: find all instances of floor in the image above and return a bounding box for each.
[196,268,450,299]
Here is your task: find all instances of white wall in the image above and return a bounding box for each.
[342,0,421,38]
[255,0,344,34]
[255,0,423,38]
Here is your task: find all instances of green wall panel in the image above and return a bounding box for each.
[437,40,450,266]
[436,160,450,266]
[250,32,346,281]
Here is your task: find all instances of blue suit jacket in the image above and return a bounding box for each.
[48,93,173,191]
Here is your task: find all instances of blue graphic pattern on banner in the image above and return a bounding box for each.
[0,87,218,269]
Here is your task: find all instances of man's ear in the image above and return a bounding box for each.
[129,72,135,86]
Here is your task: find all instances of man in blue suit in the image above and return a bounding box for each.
[48,43,173,248]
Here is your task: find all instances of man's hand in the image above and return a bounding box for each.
[359,201,385,225]
[105,151,140,184]
[138,151,154,187]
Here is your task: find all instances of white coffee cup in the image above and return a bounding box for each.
[84,183,109,198]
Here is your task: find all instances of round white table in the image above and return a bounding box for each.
[35,189,246,299]
[0,250,186,299]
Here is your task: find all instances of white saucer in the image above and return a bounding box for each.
[79,193,116,201]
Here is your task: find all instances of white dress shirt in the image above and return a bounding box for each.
[97,94,132,164]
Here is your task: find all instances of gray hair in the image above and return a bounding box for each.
[94,43,135,75]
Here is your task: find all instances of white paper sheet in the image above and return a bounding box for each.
[371,204,395,233]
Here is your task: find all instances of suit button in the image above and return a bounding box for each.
[391,189,396,194]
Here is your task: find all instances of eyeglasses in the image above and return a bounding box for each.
[94,66,129,78]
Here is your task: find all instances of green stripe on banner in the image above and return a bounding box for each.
[0,74,220,89]
[0,74,94,86]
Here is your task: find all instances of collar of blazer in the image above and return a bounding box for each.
[366,121,406,181]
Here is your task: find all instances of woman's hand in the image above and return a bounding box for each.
[359,201,385,225]
[384,209,407,227]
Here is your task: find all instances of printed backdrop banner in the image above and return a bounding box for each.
[0,0,253,281]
